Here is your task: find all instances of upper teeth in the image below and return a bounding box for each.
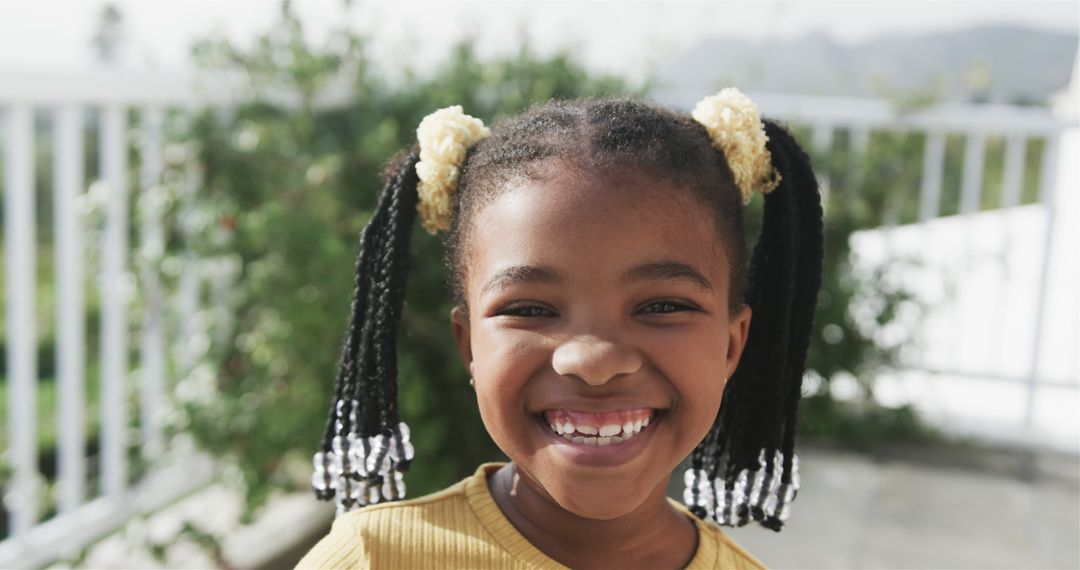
[549,416,650,444]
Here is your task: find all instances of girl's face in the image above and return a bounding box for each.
[451,162,751,520]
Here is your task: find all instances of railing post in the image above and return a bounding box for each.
[1024,134,1060,433]
[138,107,167,459]
[848,126,871,204]
[960,132,987,214]
[54,104,87,514]
[100,105,130,498]
[1000,135,1026,209]
[4,105,39,536]
[812,122,834,209]
[919,131,946,222]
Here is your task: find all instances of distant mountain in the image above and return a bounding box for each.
[652,25,1078,105]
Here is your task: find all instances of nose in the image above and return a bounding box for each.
[551,336,643,386]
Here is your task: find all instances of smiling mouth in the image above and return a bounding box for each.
[541,408,658,446]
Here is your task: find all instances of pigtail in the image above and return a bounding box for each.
[685,119,824,532]
[311,147,421,513]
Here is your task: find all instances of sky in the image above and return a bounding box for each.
[0,1,1077,82]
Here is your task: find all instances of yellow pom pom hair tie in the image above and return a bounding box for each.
[415,105,492,234]
[691,88,782,205]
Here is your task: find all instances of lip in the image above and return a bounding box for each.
[534,409,663,468]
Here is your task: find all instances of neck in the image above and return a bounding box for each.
[488,463,697,569]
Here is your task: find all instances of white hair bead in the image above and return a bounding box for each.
[682,447,801,529]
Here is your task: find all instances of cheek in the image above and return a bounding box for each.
[470,328,550,448]
[649,320,730,375]
[472,329,545,387]
[666,370,728,457]
[679,376,729,429]
[649,324,730,434]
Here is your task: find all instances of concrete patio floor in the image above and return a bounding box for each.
[723,444,1079,569]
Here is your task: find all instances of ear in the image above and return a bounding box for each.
[725,303,752,379]
[450,305,474,376]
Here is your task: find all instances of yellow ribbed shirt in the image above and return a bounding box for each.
[297,463,766,569]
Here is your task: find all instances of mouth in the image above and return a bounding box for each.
[540,408,659,447]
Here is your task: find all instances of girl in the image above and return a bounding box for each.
[299,88,824,569]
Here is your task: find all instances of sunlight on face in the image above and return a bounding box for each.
[451,162,752,520]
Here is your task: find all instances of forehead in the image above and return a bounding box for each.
[462,165,730,297]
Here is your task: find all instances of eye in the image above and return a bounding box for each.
[495,303,556,318]
[638,299,698,314]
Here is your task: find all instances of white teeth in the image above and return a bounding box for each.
[551,413,655,445]
[598,424,621,437]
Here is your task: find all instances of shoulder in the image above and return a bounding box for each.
[295,473,490,570]
[697,521,768,570]
[668,499,768,570]
[349,476,477,538]
[295,506,370,570]
[300,468,531,570]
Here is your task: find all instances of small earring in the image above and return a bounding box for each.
[469,377,475,387]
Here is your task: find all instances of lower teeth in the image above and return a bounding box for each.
[556,427,645,445]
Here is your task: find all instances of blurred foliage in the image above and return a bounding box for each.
[146,3,1012,521]
[798,393,941,450]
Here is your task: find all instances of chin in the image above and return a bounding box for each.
[535,463,664,521]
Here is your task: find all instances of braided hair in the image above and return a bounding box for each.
[311,148,420,511]
[314,97,824,531]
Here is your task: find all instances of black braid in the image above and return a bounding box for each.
[762,120,825,484]
[320,177,394,452]
[321,148,420,454]
[355,148,420,439]
[724,117,801,471]
[354,186,397,440]
[369,149,420,435]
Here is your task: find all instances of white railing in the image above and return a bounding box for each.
[0,70,221,568]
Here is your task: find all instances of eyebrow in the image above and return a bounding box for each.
[621,261,713,291]
[481,264,562,296]
[480,260,713,296]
